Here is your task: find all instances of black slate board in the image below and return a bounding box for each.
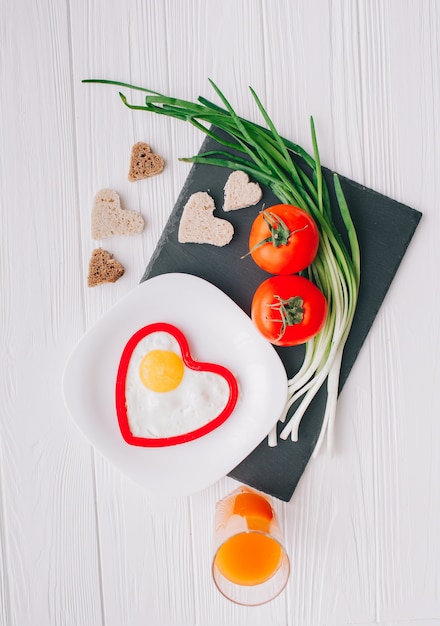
[141,130,422,501]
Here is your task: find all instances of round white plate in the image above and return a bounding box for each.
[62,273,288,497]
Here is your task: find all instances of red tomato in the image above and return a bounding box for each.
[247,204,319,275]
[251,275,327,347]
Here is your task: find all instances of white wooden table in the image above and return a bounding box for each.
[1,1,439,624]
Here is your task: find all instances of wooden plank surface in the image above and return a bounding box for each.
[0,0,439,624]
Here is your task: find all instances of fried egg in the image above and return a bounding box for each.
[125,330,231,438]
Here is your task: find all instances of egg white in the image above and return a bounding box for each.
[125,331,230,438]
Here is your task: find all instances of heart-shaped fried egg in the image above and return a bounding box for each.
[116,323,239,446]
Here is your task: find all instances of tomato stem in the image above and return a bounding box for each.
[241,210,309,259]
[267,295,304,341]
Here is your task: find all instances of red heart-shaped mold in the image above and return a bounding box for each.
[115,322,239,447]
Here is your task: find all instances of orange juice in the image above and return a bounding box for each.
[214,491,283,586]
[215,531,282,586]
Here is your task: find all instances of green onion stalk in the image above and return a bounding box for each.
[83,78,360,457]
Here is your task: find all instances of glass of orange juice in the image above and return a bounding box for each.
[212,486,290,605]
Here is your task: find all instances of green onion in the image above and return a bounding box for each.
[83,78,360,457]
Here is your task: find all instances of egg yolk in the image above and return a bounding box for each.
[139,350,184,392]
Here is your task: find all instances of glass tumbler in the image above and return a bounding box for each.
[212,486,290,605]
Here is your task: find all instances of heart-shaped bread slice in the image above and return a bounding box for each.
[128,142,165,181]
[91,189,144,239]
[115,323,239,447]
[87,248,124,287]
[223,170,263,211]
[178,192,234,246]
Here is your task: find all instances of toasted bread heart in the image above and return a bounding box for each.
[128,142,165,181]
[178,192,234,247]
[91,189,144,240]
[87,248,124,287]
[223,170,262,211]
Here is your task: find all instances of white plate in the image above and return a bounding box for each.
[62,273,288,497]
